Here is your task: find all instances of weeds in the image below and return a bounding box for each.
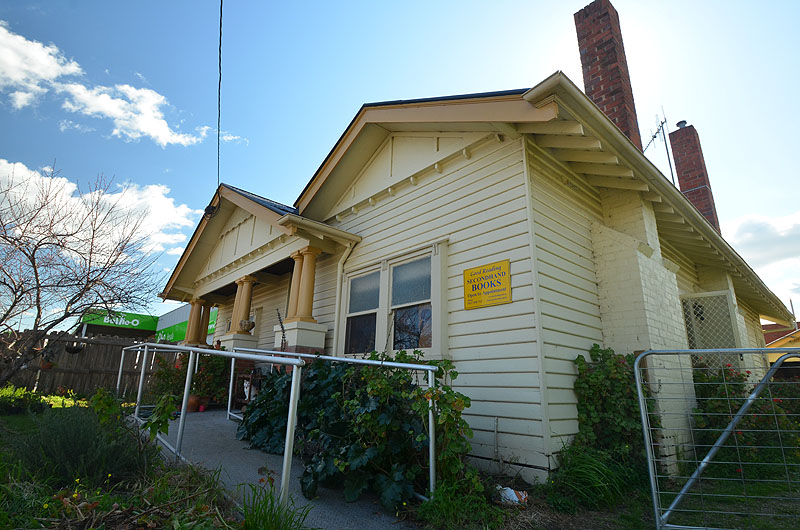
[548,445,626,509]
[241,481,315,530]
[417,472,505,530]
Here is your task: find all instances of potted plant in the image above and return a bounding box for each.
[191,354,229,411]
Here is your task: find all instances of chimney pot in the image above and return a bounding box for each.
[676,120,687,128]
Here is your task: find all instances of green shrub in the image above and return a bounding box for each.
[193,353,231,403]
[11,405,157,487]
[572,344,647,467]
[540,344,649,512]
[0,384,46,414]
[692,362,800,478]
[239,350,475,511]
[150,354,188,400]
[417,472,505,530]
[549,445,626,509]
[241,482,315,530]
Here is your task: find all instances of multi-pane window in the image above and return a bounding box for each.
[344,271,379,354]
[391,257,431,350]
[343,255,433,354]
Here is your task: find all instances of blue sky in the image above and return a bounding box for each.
[1,0,799,318]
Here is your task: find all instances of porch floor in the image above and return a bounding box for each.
[159,409,416,529]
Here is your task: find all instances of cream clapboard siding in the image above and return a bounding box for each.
[314,251,344,352]
[312,137,545,471]
[738,298,770,377]
[211,275,291,350]
[661,241,701,295]
[526,140,603,454]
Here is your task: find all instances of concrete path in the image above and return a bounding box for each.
[159,409,416,530]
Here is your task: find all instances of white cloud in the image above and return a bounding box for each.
[0,158,202,256]
[0,20,82,109]
[725,211,800,308]
[0,20,206,146]
[56,82,208,147]
[58,119,95,133]
[166,246,185,255]
[221,132,249,146]
[724,212,800,269]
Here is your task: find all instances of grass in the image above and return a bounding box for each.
[0,386,318,529]
[656,470,800,530]
[241,482,316,530]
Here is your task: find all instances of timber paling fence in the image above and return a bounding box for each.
[9,332,177,397]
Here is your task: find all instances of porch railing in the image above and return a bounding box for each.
[119,343,441,502]
[232,346,439,496]
[118,343,305,504]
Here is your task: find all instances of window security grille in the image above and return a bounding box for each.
[681,293,740,370]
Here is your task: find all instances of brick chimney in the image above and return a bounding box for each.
[574,0,642,150]
[668,121,721,233]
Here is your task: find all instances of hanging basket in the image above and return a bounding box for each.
[64,343,84,355]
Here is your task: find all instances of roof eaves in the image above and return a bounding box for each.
[523,72,792,323]
[294,88,531,210]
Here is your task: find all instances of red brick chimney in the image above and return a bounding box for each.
[574,0,642,150]
[668,121,721,233]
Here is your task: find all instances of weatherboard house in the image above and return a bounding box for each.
[162,0,792,480]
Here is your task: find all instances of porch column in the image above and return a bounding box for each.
[198,303,213,344]
[233,275,256,334]
[292,246,322,323]
[185,299,205,344]
[286,251,304,320]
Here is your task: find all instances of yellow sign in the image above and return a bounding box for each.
[463,259,511,310]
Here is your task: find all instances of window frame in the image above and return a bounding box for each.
[339,241,447,357]
[343,267,381,354]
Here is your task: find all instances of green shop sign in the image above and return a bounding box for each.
[155,310,217,343]
[81,310,159,331]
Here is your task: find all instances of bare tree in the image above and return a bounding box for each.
[0,167,160,385]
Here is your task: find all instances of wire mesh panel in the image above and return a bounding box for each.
[636,348,800,530]
[681,294,740,371]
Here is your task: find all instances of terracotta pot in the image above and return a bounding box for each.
[40,360,54,370]
[186,394,201,412]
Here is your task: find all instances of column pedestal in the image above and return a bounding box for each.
[274,321,327,354]
[218,332,260,374]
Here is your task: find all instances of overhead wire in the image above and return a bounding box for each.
[217,0,223,188]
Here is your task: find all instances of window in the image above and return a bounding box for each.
[343,251,440,355]
[344,271,380,354]
[391,257,431,350]
[681,292,741,370]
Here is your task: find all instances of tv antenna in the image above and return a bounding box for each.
[643,107,676,186]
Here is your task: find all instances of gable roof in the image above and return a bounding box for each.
[161,183,358,301]
[289,70,793,325]
[161,183,297,300]
[222,183,297,216]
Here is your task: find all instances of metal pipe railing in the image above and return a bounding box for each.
[234,346,439,496]
[120,342,305,504]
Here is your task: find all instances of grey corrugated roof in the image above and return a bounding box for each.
[362,88,528,108]
[221,183,297,216]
